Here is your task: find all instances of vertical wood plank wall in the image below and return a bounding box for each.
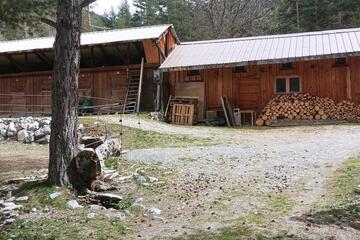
[0,65,155,115]
[169,56,360,114]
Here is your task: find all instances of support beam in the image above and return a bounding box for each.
[154,40,166,61]
[114,45,125,65]
[5,54,24,72]
[34,51,52,67]
[346,66,352,100]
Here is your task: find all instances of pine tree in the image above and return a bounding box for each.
[132,0,166,26]
[114,0,132,28]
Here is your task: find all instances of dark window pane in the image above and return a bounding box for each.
[289,77,300,92]
[188,70,200,76]
[276,78,286,93]
[335,58,346,66]
[282,62,293,70]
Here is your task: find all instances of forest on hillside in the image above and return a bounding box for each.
[1,0,360,41]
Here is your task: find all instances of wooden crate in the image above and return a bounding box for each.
[171,104,195,125]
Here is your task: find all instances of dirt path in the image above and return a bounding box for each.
[100,116,360,239]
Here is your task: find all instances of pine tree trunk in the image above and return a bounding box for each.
[48,0,82,187]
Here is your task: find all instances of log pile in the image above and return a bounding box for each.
[256,93,360,126]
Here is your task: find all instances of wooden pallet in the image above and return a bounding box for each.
[171,104,195,125]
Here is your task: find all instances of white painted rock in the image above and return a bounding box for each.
[67,200,82,209]
[149,207,162,215]
[15,196,29,202]
[49,192,61,200]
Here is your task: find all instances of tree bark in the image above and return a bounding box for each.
[48,0,82,187]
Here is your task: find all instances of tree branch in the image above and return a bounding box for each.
[81,0,96,8]
[41,17,56,28]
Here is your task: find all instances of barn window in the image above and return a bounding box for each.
[275,77,301,94]
[334,58,347,66]
[188,70,200,76]
[281,62,293,70]
[233,66,246,73]
[276,78,287,93]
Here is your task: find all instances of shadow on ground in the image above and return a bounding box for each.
[293,204,360,231]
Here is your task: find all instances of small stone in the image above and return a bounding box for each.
[15,196,29,202]
[149,207,161,215]
[87,212,96,219]
[137,175,146,184]
[3,218,16,225]
[5,197,15,202]
[0,204,22,212]
[106,210,126,221]
[49,192,61,199]
[67,200,82,209]
[148,177,159,183]
[31,208,37,212]
[89,204,105,210]
[355,185,360,194]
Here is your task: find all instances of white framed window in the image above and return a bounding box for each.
[275,76,301,94]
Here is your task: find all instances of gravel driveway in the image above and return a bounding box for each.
[101,115,360,239]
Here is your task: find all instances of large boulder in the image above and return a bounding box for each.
[7,122,17,137]
[35,135,50,144]
[17,129,28,142]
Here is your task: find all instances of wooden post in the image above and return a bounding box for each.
[346,66,352,100]
[136,58,144,113]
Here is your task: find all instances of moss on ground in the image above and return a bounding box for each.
[80,117,215,150]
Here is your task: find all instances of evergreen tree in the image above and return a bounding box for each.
[114,0,132,28]
[132,0,166,26]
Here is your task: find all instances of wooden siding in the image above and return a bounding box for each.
[143,30,177,64]
[0,65,156,115]
[169,56,360,117]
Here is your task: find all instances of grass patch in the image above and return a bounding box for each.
[15,181,69,210]
[80,117,215,150]
[104,157,120,169]
[330,157,360,204]
[174,226,254,240]
[178,156,198,162]
[269,194,294,214]
[0,219,82,240]
[1,217,128,240]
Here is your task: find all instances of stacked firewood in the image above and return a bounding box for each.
[256,93,360,126]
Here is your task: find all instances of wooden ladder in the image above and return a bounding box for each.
[123,58,144,114]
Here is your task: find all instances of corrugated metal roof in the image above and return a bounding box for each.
[160,28,360,71]
[0,24,177,54]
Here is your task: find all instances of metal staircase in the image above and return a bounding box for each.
[123,58,144,114]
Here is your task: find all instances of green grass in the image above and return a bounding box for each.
[15,181,69,210]
[80,118,215,150]
[330,157,360,204]
[1,217,128,240]
[296,157,360,231]
[269,194,295,214]
[104,157,120,169]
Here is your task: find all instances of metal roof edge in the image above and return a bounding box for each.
[160,52,360,71]
[181,27,360,46]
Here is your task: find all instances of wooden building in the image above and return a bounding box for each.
[160,28,360,121]
[0,25,178,116]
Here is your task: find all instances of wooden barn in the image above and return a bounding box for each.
[0,25,178,116]
[160,28,360,125]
